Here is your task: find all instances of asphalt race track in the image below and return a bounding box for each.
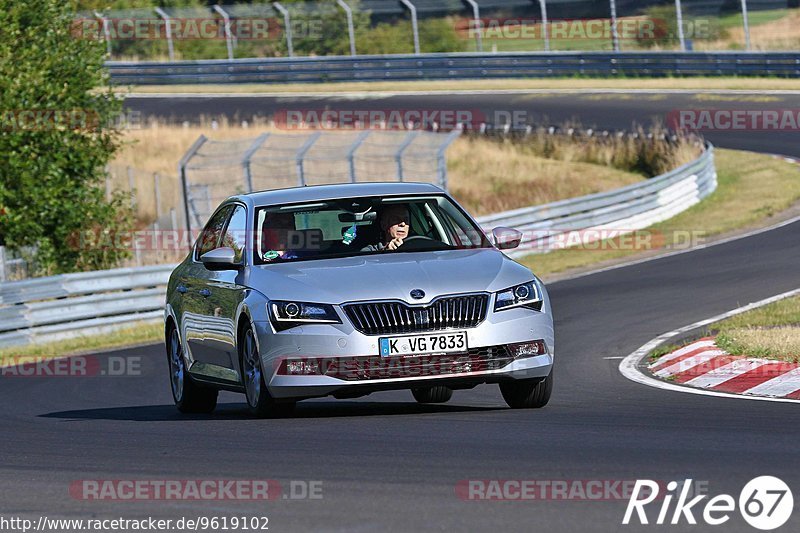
[2,92,800,532]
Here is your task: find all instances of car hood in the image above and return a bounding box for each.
[248,249,534,304]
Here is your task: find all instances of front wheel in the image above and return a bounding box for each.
[167,325,218,414]
[241,326,295,418]
[411,386,453,404]
[499,372,553,409]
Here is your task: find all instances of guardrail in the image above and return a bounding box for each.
[0,265,175,348]
[107,52,800,85]
[0,144,715,349]
[475,143,716,258]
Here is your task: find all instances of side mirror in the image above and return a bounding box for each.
[492,227,523,250]
[200,247,239,271]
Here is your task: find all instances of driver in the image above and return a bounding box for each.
[361,204,410,252]
[262,212,301,260]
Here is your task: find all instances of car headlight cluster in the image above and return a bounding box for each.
[494,280,543,312]
[269,301,341,331]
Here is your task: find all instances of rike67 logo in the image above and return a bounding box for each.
[623,476,793,530]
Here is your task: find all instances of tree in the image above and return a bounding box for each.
[0,0,131,274]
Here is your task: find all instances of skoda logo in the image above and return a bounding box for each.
[410,289,425,300]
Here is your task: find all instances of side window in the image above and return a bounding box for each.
[195,205,234,260]
[220,205,247,263]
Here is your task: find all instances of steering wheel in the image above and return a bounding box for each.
[395,235,446,252]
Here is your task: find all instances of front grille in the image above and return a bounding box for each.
[324,345,513,381]
[344,294,489,335]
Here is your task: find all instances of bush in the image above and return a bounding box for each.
[0,0,132,274]
[640,4,727,49]
[468,123,702,178]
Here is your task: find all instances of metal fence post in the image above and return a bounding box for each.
[346,131,371,183]
[394,131,419,182]
[609,0,620,52]
[295,132,322,186]
[127,167,136,209]
[400,0,420,55]
[273,2,294,57]
[0,245,6,283]
[464,0,482,52]
[740,0,751,51]
[336,0,357,56]
[94,11,112,57]
[241,133,270,193]
[154,7,175,61]
[104,167,111,201]
[538,0,550,52]
[213,5,235,60]
[179,135,208,232]
[436,130,462,190]
[675,0,686,51]
[153,173,162,221]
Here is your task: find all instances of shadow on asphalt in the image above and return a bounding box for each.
[39,401,505,421]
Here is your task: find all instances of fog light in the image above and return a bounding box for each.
[507,340,547,359]
[280,358,321,375]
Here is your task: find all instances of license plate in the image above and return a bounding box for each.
[379,331,468,357]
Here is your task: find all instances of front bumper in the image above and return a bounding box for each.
[255,305,554,399]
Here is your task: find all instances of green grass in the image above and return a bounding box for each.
[648,343,681,362]
[520,148,800,278]
[119,77,800,95]
[710,295,800,363]
[716,8,788,30]
[0,322,163,365]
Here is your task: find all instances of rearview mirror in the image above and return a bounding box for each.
[338,211,377,223]
[200,247,239,271]
[492,227,523,250]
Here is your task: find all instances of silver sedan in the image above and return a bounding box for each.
[165,182,554,417]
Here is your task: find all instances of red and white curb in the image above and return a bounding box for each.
[619,288,800,403]
[649,338,800,399]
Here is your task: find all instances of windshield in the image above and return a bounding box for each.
[253,194,492,265]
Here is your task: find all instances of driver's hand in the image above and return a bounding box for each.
[386,237,404,250]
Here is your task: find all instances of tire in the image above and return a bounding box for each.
[499,371,553,409]
[411,385,453,404]
[167,325,218,414]
[240,326,295,418]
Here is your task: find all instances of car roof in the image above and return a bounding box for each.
[231,182,446,208]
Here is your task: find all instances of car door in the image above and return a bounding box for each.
[181,205,233,370]
[198,203,249,381]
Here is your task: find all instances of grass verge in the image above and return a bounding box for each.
[710,296,800,363]
[0,323,163,365]
[519,148,800,277]
[119,77,800,95]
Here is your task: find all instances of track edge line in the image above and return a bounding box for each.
[618,287,800,404]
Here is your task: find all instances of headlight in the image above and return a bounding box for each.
[494,280,543,312]
[269,301,342,331]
